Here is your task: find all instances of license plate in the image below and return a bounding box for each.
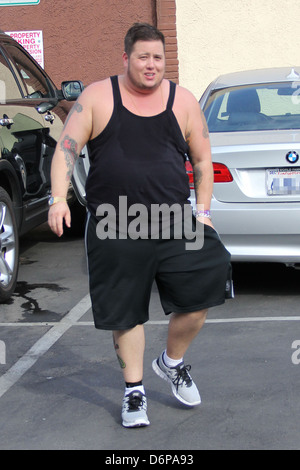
[266,168,300,195]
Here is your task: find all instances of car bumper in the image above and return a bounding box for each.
[190,191,300,264]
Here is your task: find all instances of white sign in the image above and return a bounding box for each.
[0,1,39,5]
[6,30,44,68]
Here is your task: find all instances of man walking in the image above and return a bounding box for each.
[48,23,231,428]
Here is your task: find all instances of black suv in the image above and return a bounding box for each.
[0,32,86,302]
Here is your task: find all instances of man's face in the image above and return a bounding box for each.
[123,40,166,90]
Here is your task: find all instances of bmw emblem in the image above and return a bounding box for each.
[286,151,299,164]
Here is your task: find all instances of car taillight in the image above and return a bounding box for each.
[213,163,233,182]
[185,161,233,185]
[185,161,194,188]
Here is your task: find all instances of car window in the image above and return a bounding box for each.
[258,87,300,116]
[4,44,53,99]
[0,49,22,100]
[204,82,300,132]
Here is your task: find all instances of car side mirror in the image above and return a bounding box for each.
[61,80,84,101]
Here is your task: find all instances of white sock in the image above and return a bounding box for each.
[163,350,183,368]
[125,385,145,396]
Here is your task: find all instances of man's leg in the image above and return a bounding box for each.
[166,309,207,359]
[113,324,145,382]
[152,309,207,406]
[113,325,150,428]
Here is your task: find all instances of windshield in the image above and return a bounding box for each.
[204,82,300,132]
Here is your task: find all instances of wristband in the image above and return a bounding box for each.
[48,196,67,206]
[194,210,211,219]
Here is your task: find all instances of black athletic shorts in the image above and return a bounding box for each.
[85,213,231,330]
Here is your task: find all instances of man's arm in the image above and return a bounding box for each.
[184,92,214,227]
[48,88,93,237]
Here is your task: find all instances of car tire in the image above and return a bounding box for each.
[0,187,19,302]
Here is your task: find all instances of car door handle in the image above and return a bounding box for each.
[44,111,55,123]
[0,114,14,128]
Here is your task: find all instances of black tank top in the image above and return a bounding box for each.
[86,75,190,219]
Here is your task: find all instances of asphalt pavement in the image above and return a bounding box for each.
[0,223,299,452]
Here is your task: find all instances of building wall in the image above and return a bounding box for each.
[0,0,157,87]
[176,0,300,99]
[157,0,179,83]
[5,0,300,103]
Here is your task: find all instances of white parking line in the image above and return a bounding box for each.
[148,316,300,324]
[73,316,300,326]
[0,294,91,399]
[0,292,300,400]
[1,316,300,328]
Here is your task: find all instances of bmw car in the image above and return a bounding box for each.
[186,67,300,267]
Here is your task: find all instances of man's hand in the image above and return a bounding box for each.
[48,201,71,237]
[195,215,214,230]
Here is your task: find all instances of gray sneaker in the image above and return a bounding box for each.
[152,353,201,406]
[121,391,150,428]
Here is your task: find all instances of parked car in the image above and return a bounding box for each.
[71,67,300,267]
[186,67,300,267]
[0,31,86,301]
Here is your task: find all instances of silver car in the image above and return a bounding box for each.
[187,67,300,267]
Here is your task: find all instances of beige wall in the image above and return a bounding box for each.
[176,0,300,99]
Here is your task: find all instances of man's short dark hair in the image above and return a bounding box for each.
[124,23,165,56]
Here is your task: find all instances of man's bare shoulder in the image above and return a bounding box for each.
[174,83,199,108]
[79,78,115,139]
[172,83,208,142]
[80,78,112,103]
[173,83,201,128]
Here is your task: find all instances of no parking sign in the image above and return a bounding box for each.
[5,30,44,68]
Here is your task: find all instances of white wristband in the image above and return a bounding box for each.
[194,210,211,219]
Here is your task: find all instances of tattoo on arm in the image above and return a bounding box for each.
[185,130,191,149]
[193,166,203,195]
[60,135,79,181]
[63,101,83,129]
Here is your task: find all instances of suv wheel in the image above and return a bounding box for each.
[0,187,19,302]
